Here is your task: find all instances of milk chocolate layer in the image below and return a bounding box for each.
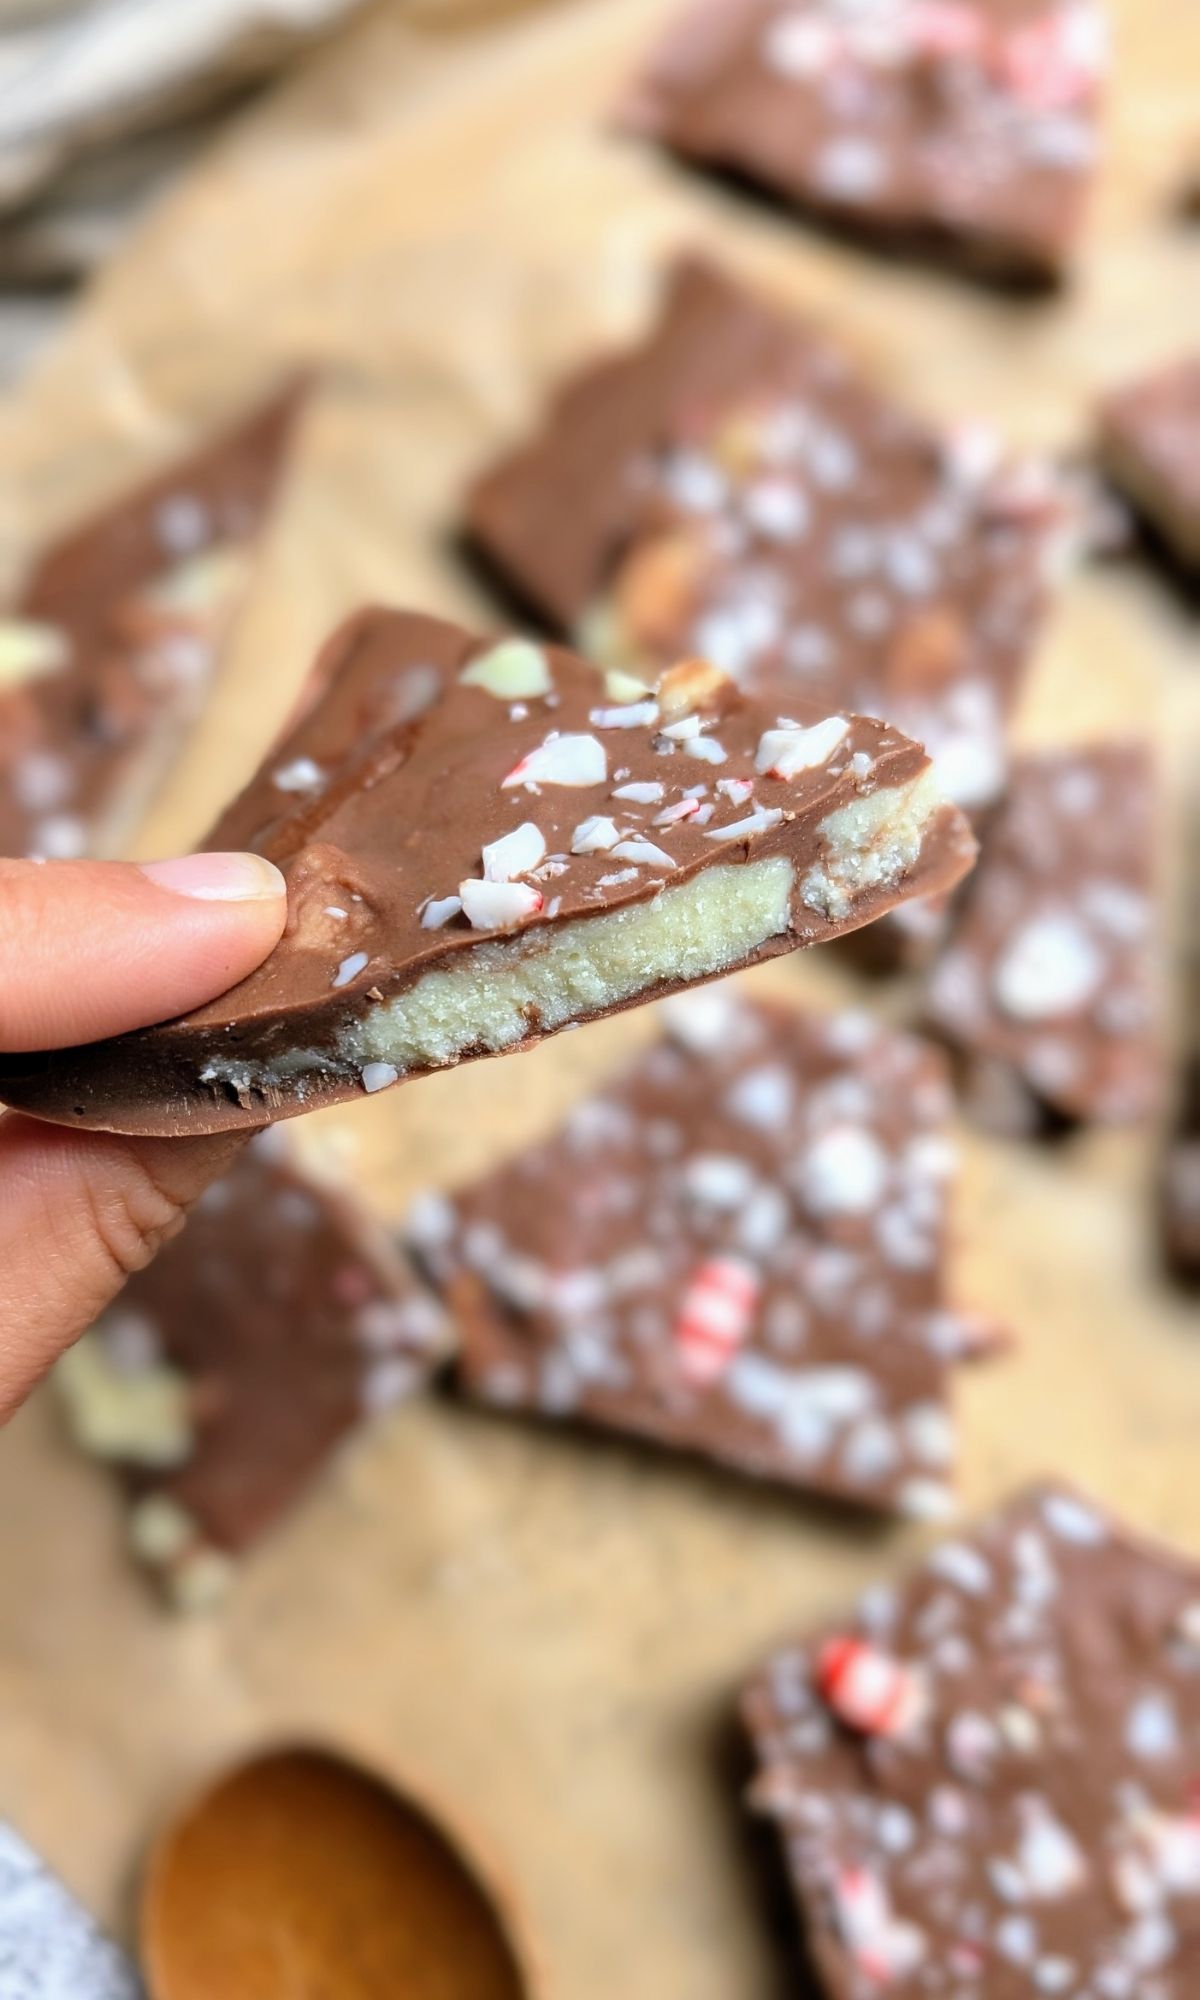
[0,609,975,1138]
[742,1483,1200,1999]
[56,1135,450,1608]
[1100,355,1200,575]
[412,993,1002,1516]
[626,0,1104,280]
[0,382,305,862]
[925,743,1159,1127]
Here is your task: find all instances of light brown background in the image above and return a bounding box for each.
[0,2,1197,1993]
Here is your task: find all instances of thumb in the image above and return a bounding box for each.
[0,853,287,1052]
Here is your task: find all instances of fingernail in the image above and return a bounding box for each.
[139,852,287,903]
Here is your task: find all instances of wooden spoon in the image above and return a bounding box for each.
[142,1745,533,2000]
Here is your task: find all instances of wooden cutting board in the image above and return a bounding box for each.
[0,3,1196,1994]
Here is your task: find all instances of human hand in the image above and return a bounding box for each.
[0,852,287,1419]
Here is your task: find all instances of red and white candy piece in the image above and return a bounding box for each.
[755,716,849,779]
[831,1865,927,1986]
[674,1256,760,1384]
[502,732,606,790]
[816,1637,926,1738]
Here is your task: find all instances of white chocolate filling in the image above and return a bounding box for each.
[351,857,795,1075]
[800,768,939,922]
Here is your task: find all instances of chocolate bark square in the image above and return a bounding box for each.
[1100,356,1200,577]
[0,382,305,862]
[925,743,1159,1129]
[410,992,1001,1516]
[742,1483,1200,1999]
[626,0,1105,280]
[55,1135,451,1607]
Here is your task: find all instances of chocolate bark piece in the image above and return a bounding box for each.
[468,264,1058,971]
[0,382,305,863]
[625,0,1105,281]
[409,993,1000,1516]
[742,1483,1200,1999]
[926,744,1159,1128]
[1099,355,1200,576]
[0,609,976,1138]
[55,1135,450,1609]
[0,1820,142,1999]
[1163,1063,1200,1285]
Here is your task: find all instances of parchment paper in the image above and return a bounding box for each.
[0,3,1197,1995]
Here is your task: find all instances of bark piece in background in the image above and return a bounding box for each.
[1100,355,1200,577]
[468,261,1062,965]
[0,1819,141,1999]
[55,1135,451,1609]
[624,0,1105,282]
[926,744,1159,1130]
[410,993,1002,1517]
[1163,1067,1200,1285]
[0,381,306,862]
[742,1483,1200,2000]
[0,608,976,1137]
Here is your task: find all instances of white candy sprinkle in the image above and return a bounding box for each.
[482,820,546,882]
[503,733,606,790]
[331,951,368,989]
[683,736,727,764]
[814,135,888,198]
[744,479,811,541]
[926,1541,992,1595]
[30,813,87,859]
[612,781,663,804]
[756,715,850,778]
[272,755,324,792]
[611,838,676,869]
[993,912,1104,1020]
[1126,1690,1179,1759]
[420,895,462,930]
[572,815,621,853]
[1042,1492,1107,1543]
[705,805,784,842]
[804,1125,889,1215]
[361,1063,398,1094]
[458,878,543,931]
[589,701,659,729]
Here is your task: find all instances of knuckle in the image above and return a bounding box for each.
[83,1152,189,1286]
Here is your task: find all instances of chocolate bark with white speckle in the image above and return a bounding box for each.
[0,382,305,862]
[742,1483,1200,1999]
[469,262,1060,967]
[0,608,975,1137]
[625,0,1104,280]
[926,744,1159,1129]
[1100,356,1200,576]
[55,1136,450,1607]
[410,993,1002,1515]
[0,1820,141,2000]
